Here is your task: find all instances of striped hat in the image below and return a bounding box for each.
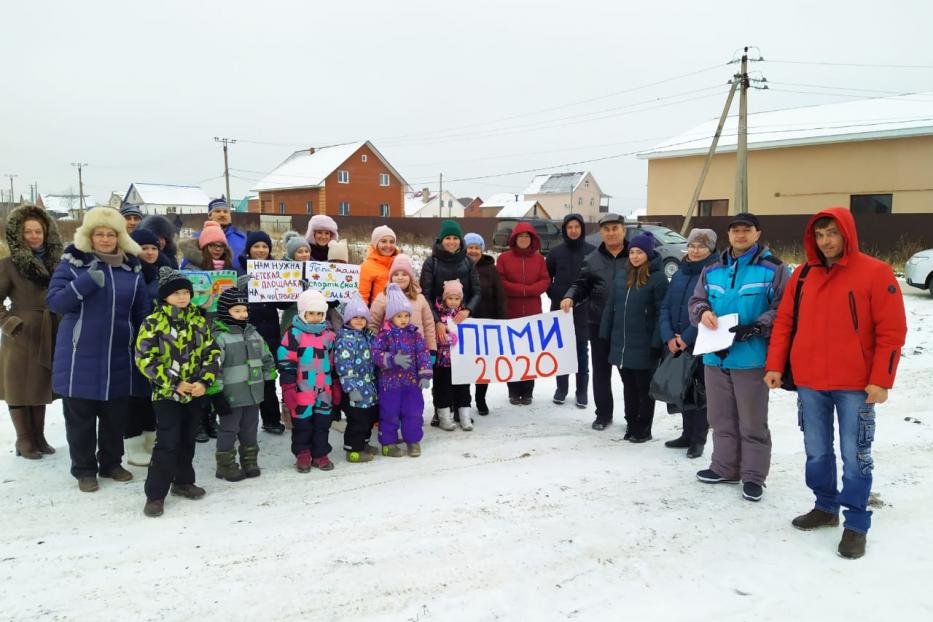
[217,287,249,327]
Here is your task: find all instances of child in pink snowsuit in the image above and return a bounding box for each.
[372,284,432,457]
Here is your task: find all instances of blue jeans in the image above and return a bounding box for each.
[797,387,875,533]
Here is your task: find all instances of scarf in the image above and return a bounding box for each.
[95,250,125,267]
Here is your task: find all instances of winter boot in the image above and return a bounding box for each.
[437,407,456,431]
[458,407,474,431]
[346,448,374,463]
[665,436,690,449]
[686,442,705,459]
[195,421,209,444]
[838,529,866,559]
[125,435,151,467]
[239,445,261,478]
[171,483,206,499]
[215,448,246,482]
[10,408,41,459]
[295,449,312,473]
[205,413,218,439]
[407,442,421,457]
[78,476,99,492]
[363,443,379,456]
[381,444,404,458]
[476,400,489,416]
[519,395,533,406]
[29,406,55,454]
[143,499,164,517]
[430,410,440,427]
[312,455,334,471]
[100,465,133,481]
[574,373,589,408]
[553,375,568,405]
[792,508,840,531]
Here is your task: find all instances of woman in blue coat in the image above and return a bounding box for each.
[602,233,668,443]
[47,207,151,493]
[658,229,718,458]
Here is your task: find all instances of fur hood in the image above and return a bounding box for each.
[179,236,204,267]
[73,207,142,256]
[4,204,64,285]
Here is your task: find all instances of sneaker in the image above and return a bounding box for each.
[553,391,567,405]
[696,469,740,484]
[509,396,521,405]
[628,434,652,443]
[171,483,206,499]
[78,476,99,493]
[312,456,334,471]
[99,465,133,482]
[295,449,312,473]
[742,481,765,502]
[575,395,588,409]
[382,444,404,458]
[262,422,285,434]
[792,508,840,531]
[686,443,705,459]
[591,420,608,431]
[838,529,866,559]
[665,436,690,449]
[346,450,374,463]
[407,443,421,457]
[519,396,533,406]
[143,499,164,517]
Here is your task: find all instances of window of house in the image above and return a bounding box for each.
[585,180,590,188]
[380,203,390,217]
[339,201,350,216]
[361,154,368,163]
[697,199,729,217]
[578,197,583,206]
[305,201,313,215]
[850,194,892,214]
[279,201,286,215]
[448,199,453,208]
[590,197,594,207]
[166,206,177,214]
[379,173,390,187]
[337,170,349,184]
[599,203,608,213]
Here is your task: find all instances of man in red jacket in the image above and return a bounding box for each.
[764,207,907,560]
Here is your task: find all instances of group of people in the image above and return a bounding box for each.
[0,199,906,559]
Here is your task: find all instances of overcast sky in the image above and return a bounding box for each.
[3,0,933,214]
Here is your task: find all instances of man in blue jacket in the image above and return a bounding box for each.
[184,197,247,270]
[688,213,789,502]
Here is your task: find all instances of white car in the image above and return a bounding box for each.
[906,249,933,297]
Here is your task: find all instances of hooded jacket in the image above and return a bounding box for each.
[208,319,277,407]
[496,222,550,319]
[420,239,482,321]
[546,214,596,340]
[359,246,398,305]
[137,215,179,269]
[602,253,668,369]
[765,207,907,390]
[334,326,378,408]
[368,289,437,351]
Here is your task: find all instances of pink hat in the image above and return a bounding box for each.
[385,283,412,320]
[442,279,463,300]
[389,254,419,290]
[198,221,228,249]
[371,225,396,247]
[305,215,339,243]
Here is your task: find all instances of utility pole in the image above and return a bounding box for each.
[4,174,16,208]
[71,163,87,211]
[214,137,237,207]
[733,47,750,216]
[439,172,445,217]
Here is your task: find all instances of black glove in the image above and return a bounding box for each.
[211,393,232,416]
[729,323,762,342]
[714,349,730,360]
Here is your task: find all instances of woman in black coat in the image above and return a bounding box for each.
[419,220,481,331]
[464,232,506,416]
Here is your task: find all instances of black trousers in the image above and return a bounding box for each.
[259,380,280,427]
[291,411,332,458]
[591,336,623,424]
[474,383,489,407]
[619,367,655,438]
[63,396,129,478]
[432,366,471,409]
[124,396,156,438]
[343,403,379,451]
[145,399,203,501]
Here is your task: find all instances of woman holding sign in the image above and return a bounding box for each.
[602,233,669,443]
[496,223,550,406]
[304,215,339,262]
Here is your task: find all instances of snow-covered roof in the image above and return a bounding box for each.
[496,200,543,218]
[638,91,933,160]
[40,194,97,213]
[251,141,408,192]
[404,190,462,217]
[126,183,210,206]
[480,192,523,208]
[523,172,585,195]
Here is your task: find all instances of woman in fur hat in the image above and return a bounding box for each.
[0,204,63,459]
[46,206,150,493]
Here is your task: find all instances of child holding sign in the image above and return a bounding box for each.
[334,294,379,463]
[278,290,337,473]
[372,284,432,458]
[432,279,473,432]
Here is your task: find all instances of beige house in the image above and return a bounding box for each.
[638,92,933,216]
[522,172,609,222]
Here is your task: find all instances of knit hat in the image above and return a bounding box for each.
[388,254,418,288]
[208,197,230,213]
[385,283,412,320]
[327,239,349,263]
[370,225,396,247]
[629,232,654,256]
[442,279,464,300]
[297,289,328,316]
[120,203,143,219]
[305,214,339,242]
[245,230,273,256]
[130,228,160,249]
[342,293,371,324]
[283,230,311,259]
[198,220,228,249]
[157,266,193,301]
[217,287,249,327]
[686,228,717,252]
[464,232,485,251]
[437,219,463,242]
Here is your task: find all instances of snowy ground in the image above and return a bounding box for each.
[2,286,932,621]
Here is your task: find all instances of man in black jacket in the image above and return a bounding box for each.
[561,214,629,431]
[547,214,596,408]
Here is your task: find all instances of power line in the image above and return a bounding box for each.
[766,59,933,70]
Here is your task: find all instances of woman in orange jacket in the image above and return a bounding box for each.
[359,225,398,305]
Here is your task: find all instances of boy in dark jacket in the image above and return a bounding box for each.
[464,233,506,416]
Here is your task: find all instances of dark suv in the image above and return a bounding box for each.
[585,222,688,279]
[492,218,564,255]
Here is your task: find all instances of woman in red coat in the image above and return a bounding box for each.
[496,222,550,405]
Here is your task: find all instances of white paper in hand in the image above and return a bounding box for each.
[693,313,740,355]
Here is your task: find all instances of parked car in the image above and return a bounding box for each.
[585,222,688,279]
[492,218,564,255]
[906,248,933,297]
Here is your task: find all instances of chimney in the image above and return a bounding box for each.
[422,187,431,204]
[308,147,316,155]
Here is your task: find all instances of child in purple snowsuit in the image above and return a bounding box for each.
[372,283,432,458]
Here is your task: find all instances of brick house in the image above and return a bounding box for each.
[251,141,408,217]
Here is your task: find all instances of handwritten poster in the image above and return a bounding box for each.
[182,270,238,312]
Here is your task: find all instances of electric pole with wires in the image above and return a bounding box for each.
[214,137,237,206]
[71,163,87,211]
